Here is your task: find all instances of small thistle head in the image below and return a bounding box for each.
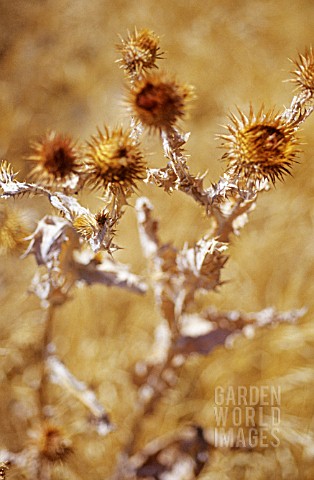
[291,47,314,98]
[128,72,194,131]
[28,131,81,188]
[0,203,31,255]
[117,28,163,77]
[36,423,72,463]
[220,107,300,184]
[83,126,146,191]
[73,210,109,240]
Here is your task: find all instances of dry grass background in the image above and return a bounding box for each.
[0,1,314,479]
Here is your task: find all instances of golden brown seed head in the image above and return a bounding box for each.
[83,126,146,191]
[220,107,300,184]
[128,72,194,131]
[117,28,163,75]
[73,214,98,240]
[291,47,314,97]
[28,131,81,187]
[37,424,72,463]
[73,210,108,240]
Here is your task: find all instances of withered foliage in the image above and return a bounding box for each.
[0,27,313,480]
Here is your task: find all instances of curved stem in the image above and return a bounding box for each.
[37,303,55,420]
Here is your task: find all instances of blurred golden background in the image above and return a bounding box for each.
[0,1,313,478]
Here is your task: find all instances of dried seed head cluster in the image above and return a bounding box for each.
[0,203,30,255]
[220,108,300,184]
[128,72,194,131]
[28,131,81,187]
[83,126,146,191]
[292,47,314,98]
[117,28,163,76]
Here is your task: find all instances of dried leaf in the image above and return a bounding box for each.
[29,270,70,306]
[177,307,307,352]
[23,216,70,267]
[174,329,231,356]
[49,192,90,221]
[128,426,209,479]
[72,249,147,294]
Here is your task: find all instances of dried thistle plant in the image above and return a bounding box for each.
[0,29,313,480]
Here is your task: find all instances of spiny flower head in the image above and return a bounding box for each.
[28,131,81,188]
[73,210,109,240]
[34,423,72,463]
[117,28,163,76]
[83,126,146,191]
[0,203,31,255]
[117,28,162,76]
[291,47,314,98]
[220,107,300,184]
[128,72,194,131]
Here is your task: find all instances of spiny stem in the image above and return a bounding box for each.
[36,303,55,480]
[38,303,55,419]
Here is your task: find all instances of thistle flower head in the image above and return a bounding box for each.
[291,47,314,98]
[0,203,31,255]
[220,107,300,184]
[28,131,81,188]
[73,210,109,240]
[128,72,194,131]
[117,28,163,76]
[83,126,146,191]
[34,423,72,463]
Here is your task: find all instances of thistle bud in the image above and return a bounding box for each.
[117,28,163,77]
